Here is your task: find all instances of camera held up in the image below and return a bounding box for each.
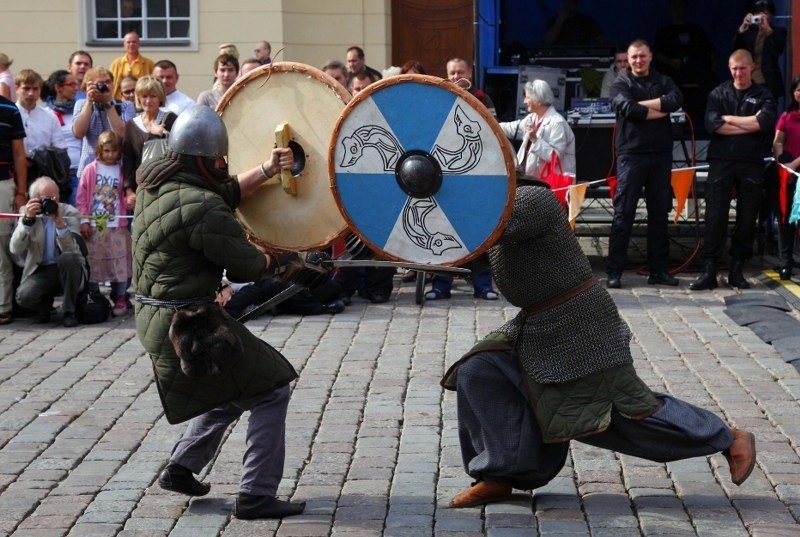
[40,197,58,216]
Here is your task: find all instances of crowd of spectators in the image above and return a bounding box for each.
[0,0,794,324]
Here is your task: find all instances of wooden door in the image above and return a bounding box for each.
[391,0,474,80]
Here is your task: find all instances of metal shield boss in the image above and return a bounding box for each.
[329,74,515,266]
[218,62,351,252]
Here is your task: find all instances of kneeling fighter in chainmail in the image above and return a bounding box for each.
[441,182,757,508]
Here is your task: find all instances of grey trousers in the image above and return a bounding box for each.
[457,351,733,488]
[170,384,290,496]
[16,252,86,314]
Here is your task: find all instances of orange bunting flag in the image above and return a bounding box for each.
[607,176,617,201]
[778,164,791,223]
[568,183,589,230]
[670,168,694,223]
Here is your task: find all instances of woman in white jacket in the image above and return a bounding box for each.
[499,79,576,179]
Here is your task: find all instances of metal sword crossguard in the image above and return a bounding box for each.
[275,123,297,195]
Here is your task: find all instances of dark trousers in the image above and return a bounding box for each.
[225,277,342,317]
[335,267,395,297]
[701,159,764,262]
[764,161,797,268]
[16,253,86,315]
[431,268,494,296]
[607,153,673,274]
[457,351,732,490]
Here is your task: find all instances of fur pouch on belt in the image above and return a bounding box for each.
[168,304,243,378]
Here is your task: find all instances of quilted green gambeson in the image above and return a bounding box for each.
[133,172,297,424]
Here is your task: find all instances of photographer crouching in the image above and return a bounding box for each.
[9,176,86,326]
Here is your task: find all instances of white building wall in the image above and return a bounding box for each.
[0,0,391,102]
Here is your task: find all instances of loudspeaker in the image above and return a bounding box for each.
[572,123,614,182]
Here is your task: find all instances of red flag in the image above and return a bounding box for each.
[778,164,791,224]
[607,176,617,201]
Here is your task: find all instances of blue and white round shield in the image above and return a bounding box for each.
[329,75,515,266]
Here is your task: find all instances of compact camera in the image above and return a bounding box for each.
[95,82,109,94]
[40,197,58,216]
[751,14,763,24]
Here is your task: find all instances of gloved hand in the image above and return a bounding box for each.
[275,250,332,289]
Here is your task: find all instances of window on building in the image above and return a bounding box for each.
[88,0,193,45]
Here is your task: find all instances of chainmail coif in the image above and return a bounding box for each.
[488,186,633,384]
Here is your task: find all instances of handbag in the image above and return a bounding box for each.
[539,151,573,207]
[141,137,168,166]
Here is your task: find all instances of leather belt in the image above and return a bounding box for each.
[524,276,597,316]
[134,294,214,310]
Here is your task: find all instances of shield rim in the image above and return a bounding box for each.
[327,74,516,267]
[217,61,352,252]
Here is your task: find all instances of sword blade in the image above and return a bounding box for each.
[236,283,305,323]
[329,259,470,274]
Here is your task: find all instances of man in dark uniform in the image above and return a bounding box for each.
[606,39,683,289]
[689,49,776,290]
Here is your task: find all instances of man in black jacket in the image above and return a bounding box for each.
[606,39,683,289]
[689,49,776,291]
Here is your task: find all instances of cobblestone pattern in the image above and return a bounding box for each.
[0,270,799,536]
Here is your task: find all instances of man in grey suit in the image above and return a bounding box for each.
[10,176,86,326]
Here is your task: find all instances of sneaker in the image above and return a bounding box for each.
[425,289,451,300]
[475,290,499,300]
[112,296,127,317]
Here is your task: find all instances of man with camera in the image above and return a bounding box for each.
[10,176,86,326]
[734,0,786,102]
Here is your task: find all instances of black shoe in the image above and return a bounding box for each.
[339,292,352,306]
[320,300,345,314]
[234,493,305,519]
[647,272,679,286]
[688,272,718,291]
[727,272,751,289]
[727,261,750,289]
[606,273,621,289]
[369,291,390,304]
[62,313,78,327]
[158,463,210,496]
[779,267,793,281]
[34,311,51,324]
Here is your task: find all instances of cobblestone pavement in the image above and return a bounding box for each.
[1,266,800,537]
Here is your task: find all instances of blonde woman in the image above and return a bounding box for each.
[122,75,176,203]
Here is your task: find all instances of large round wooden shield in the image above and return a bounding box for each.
[329,75,515,266]
[219,62,351,252]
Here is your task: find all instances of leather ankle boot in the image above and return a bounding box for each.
[727,259,750,289]
[689,261,717,291]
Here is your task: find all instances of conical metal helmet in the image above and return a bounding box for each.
[167,104,229,158]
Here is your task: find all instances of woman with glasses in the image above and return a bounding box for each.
[119,76,138,107]
[43,70,82,204]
